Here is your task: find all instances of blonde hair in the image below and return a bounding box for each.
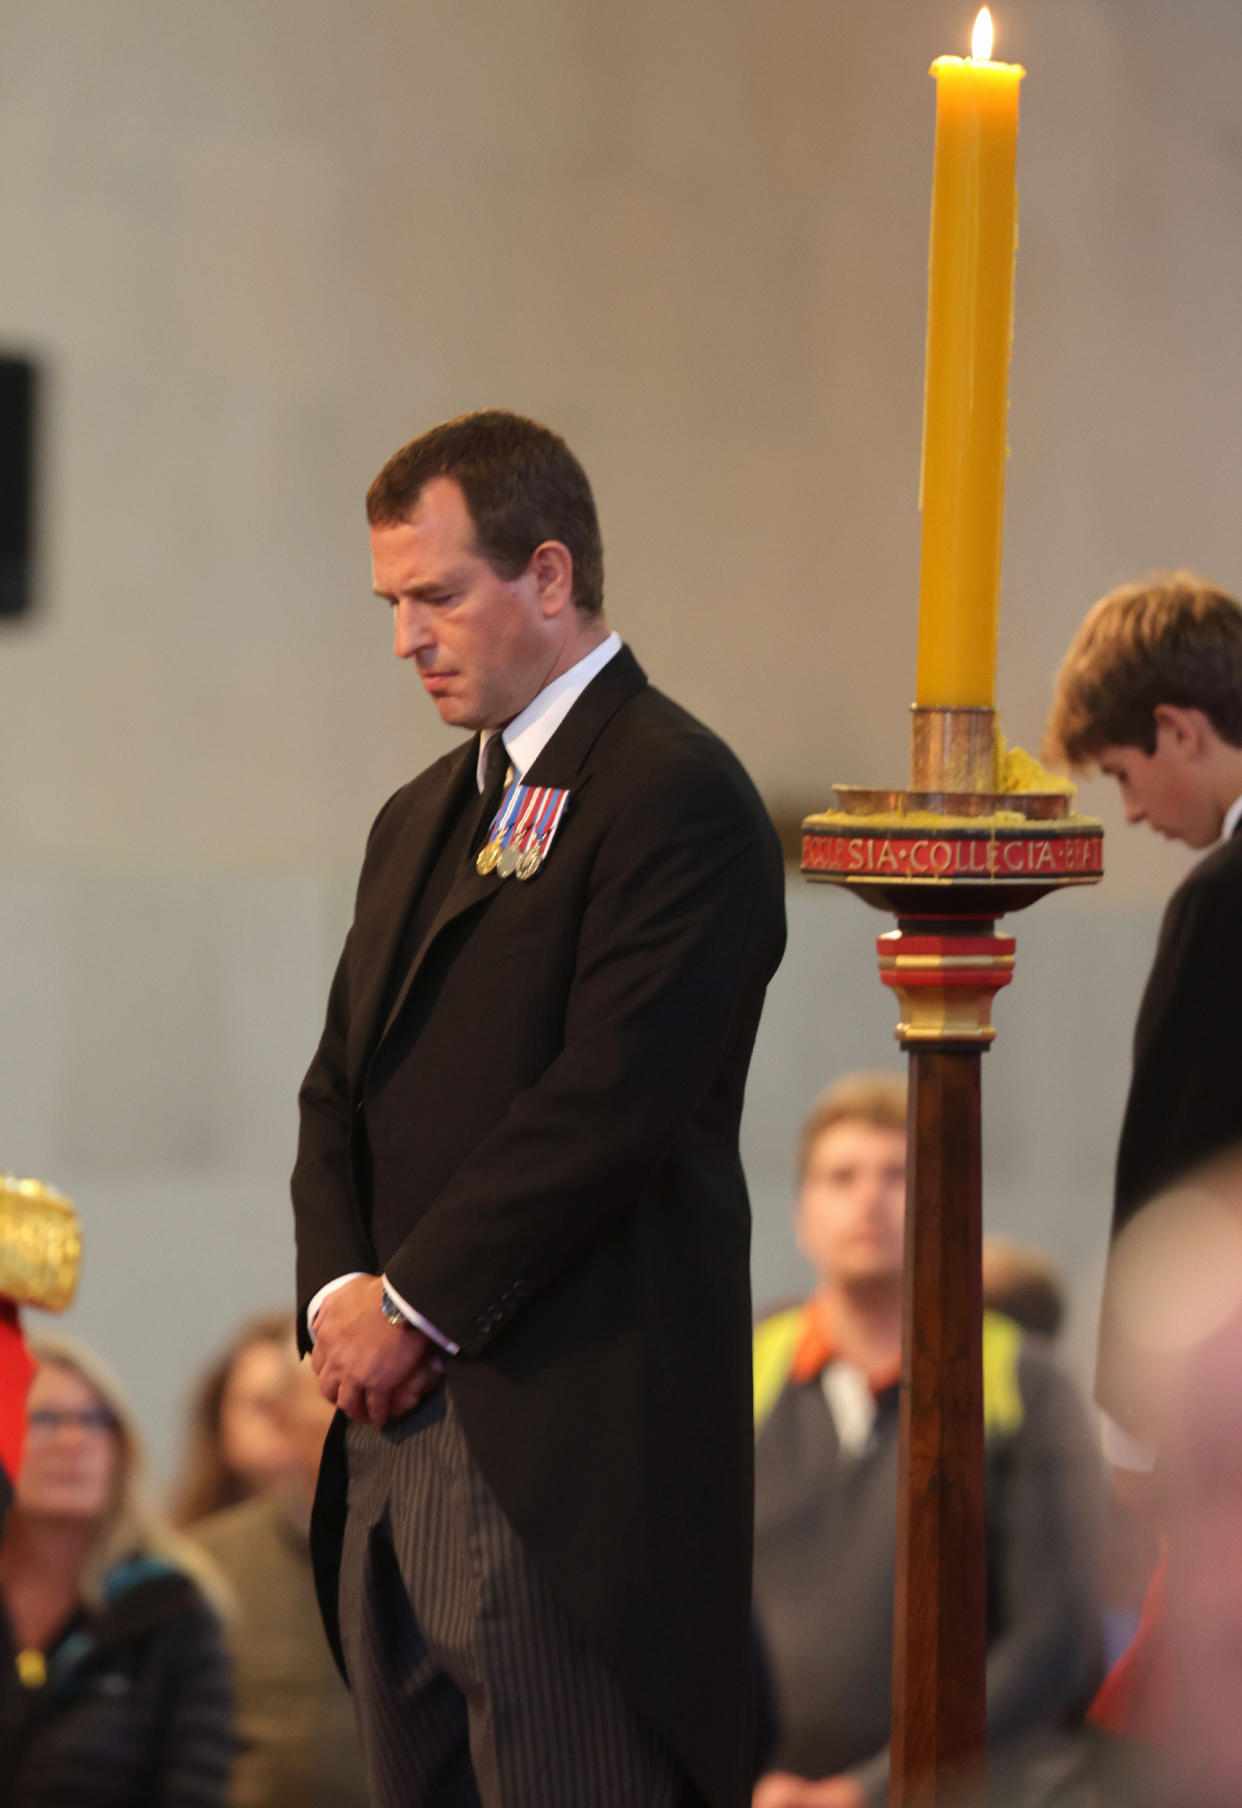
[24,1335,229,1613]
[797,1071,908,1182]
[1044,570,1242,770]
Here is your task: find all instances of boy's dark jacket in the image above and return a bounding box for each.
[1098,821,1242,1426]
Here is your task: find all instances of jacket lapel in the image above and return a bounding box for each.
[370,644,649,1059]
[376,829,502,1048]
[350,743,478,1075]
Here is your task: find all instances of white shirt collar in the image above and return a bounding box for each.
[1223,793,1242,842]
[476,632,621,791]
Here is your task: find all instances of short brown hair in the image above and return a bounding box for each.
[797,1071,907,1182]
[366,409,605,616]
[1044,570,1242,769]
[981,1236,1066,1339]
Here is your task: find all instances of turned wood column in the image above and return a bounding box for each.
[890,1047,987,1808]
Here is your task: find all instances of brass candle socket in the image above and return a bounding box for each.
[909,705,998,794]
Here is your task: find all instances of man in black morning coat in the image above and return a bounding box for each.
[292,410,786,1808]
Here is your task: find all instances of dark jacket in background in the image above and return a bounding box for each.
[0,1557,232,1808]
[753,1310,1102,1803]
[1098,823,1242,1428]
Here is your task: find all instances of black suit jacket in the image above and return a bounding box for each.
[1097,821,1242,1427]
[292,646,786,1808]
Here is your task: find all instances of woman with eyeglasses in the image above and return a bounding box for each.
[0,1337,233,1806]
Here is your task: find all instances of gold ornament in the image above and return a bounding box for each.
[0,1176,82,1312]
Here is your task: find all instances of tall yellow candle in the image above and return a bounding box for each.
[915,9,1024,708]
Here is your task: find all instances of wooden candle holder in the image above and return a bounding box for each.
[800,706,1102,1807]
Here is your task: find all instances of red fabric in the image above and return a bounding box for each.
[789,1295,902,1395]
[1088,1541,1172,1742]
[0,1301,34,1485]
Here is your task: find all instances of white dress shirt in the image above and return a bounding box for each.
[308,631,622,1350]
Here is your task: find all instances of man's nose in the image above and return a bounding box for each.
[392,601,433,661]
[1123,797,1145,825]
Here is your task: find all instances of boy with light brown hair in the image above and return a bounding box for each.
[1046,570,1242,1458]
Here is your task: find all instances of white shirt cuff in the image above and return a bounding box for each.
[1100,1410,1157,1473]
[306,1273,367,1341]
[382,1275,460,1355]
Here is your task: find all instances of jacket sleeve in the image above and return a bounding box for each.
[291,794,406,1347]
[291,925,380,1344]
[1115,865,1242,1225]
[384,759,785,1355]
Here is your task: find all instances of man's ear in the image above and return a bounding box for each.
[1154,703,1213,761]
[528,540,575,618]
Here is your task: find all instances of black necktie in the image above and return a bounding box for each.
[471,733,510,853]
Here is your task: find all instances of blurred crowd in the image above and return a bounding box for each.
[0,1312,368,1808]
[3,1072,1240,1807]
[0,1075,1111,1808]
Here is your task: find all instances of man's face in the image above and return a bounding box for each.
[371,476,562,731]
[1097,716,1223,848]
[796,1119,907,1289]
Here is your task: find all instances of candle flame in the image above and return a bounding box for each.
[971,7,994,61]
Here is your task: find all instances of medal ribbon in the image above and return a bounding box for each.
[484,781,525,851]
[520,788,558,850]
[509,787,544,850]
[534,789,570,856]
[483,783,572,868]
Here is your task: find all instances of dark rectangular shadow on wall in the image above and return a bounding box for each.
[0,356,37,620]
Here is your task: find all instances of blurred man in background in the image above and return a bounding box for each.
[1088,1147,1242,1806]
[751,1074,1102,1808]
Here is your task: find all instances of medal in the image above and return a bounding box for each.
[478,780,572,881]
[477,781,524,879]
[496,788,543,879]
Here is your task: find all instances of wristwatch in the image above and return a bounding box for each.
[379,1285,411,1329]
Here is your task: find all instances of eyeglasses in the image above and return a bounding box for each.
[26,1407,118,1438]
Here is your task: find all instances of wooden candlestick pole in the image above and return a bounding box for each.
[802,709,1103,1807]
[893,1043,987,1805]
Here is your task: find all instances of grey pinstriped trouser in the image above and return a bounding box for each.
[340,1385,691,1808]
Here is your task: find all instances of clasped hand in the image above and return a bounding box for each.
[310,1275,445,1425]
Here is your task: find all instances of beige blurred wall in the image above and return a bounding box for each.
[1,0,1239,1462]
[0,0,1236,888]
